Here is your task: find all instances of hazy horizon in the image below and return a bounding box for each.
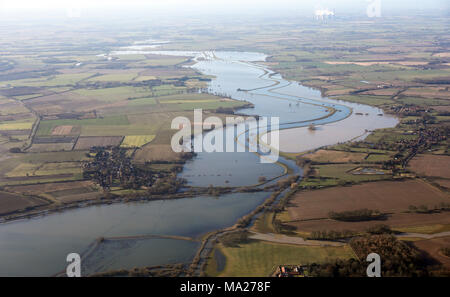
[0,0,448,22]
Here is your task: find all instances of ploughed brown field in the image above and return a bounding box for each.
[133,144,186,163]
[28,143,75,153]
[304,149,367,163]
[436,179,450,189]
[413,236,450,268]
[433,106,450,113]
[287,180,448,220]
[289,212,450,232]
[51,125,74,135]
[408,154,450,179]
[74,136,124,150]
[1,181,103,211]
[1,173,74,182]
[4,180,99,203]
[0,191,48,215]
[284,180,450,232]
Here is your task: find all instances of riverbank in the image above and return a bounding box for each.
[0,49,401,276]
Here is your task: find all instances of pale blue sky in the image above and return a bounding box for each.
[0,0,448,19]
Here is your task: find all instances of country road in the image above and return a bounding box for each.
[249,231,450,247]
[249,231,346,247]
[396,231,450,239]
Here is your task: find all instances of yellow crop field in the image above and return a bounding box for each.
[134,75,157,81]
[120,135,155,148]
[0,122,33,130]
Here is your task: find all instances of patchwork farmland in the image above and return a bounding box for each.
[281,180,450,232]
[0,47,250,219]
[74,136,124,150]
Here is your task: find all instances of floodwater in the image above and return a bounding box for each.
[0,192,269,276]
[148,51,397,184]
[0,49,397,276]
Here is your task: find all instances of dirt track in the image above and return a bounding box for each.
[396,231,450,239]
[249,231,345,247]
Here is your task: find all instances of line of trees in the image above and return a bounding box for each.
[307,235,434,277]
[307,230,356,241]
[328,209,384,222]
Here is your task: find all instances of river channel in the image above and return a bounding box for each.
[0,49,398,276]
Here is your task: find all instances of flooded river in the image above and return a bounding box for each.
[0,50,397,276]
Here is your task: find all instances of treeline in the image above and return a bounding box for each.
[307,230,356,241]
[307,235,432,277]
[441,248,450,258]
[144,152,195,165]
[273,219,297,235]
[91,264,187,277]
[328,209,384,222]
[146,177,186,195]
[351,235,430,276]
[219,230,250,247]
[408,203,450,214]
[308,224,394,241]
[365,224,393,235]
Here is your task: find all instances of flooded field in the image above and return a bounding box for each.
[0,49,397,276]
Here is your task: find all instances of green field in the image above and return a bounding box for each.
[73,86,154,102]
[252,212,276,234]
[315,164,390,183]
[205,241,355,277]
[22,151,89,163]
[2,73,93,87]
[126,97,157,106]
[35,162,82,176]
[87,73,138,82]
[127,57,188,67]
[5,163,39,177]
[37,115,129,136]
[0,122,32,131]
[6,161,81,177]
